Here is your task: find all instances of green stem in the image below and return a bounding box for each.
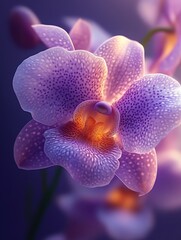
[140,27,174,47]
[27,168,62,240]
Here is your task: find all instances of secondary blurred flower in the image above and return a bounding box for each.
[148,126,181,210]
[55,180,154,240]
[138,0,181,75]
[31,19,109,53]
[62,17,111,52]
[13,23,181,194]
[149,150,181,210]
[9,6,41,48]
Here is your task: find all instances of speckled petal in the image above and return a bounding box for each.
[116,149,157,195]
[98,208,154,240]
[116,74,181,153]
[69,19,91,50]
[95,36,145,103]
[14,120,53,169]
[44,128,121,187]
[13,47,107,126]
[32,24,74,50]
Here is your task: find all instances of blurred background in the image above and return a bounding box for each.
[1,0,181,239]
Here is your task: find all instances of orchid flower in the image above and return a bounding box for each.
[13,23,181,195]
[149,150,181,210]
[138,0,181,75]
[55,178,154,240]
[147,126,181,210]
[138,1,181,200]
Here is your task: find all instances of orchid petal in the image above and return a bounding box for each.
[116,74,181,153]
[13,47,107,126]
[149,29,181,75]
[156,125,181,153]
[69,19,91,50]
[44,128,121,187]
[14,119,53,169]
[63,16,111,52]
[32,24,74,50]
[116,149,157,195]
[95,36,145,103]
[138,0,168,26]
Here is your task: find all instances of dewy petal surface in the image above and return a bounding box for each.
[13,47,107,126]
[32,24,74,50]
[14,119,53,169]
[95,36,145,103]
[116,74,181,153]
[69,19,91,50]
[44,128,121,187]
[116,149,157,195]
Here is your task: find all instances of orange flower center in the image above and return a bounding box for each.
[105,187,140,212]
[60,100,120,150]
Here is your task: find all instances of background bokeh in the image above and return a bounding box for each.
[1,0,181,239]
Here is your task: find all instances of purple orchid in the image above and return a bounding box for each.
[138,0,181,75]
[54,178,154,240]
[149,149,181,210]
[13,23,181,195]
[148,126,181,210]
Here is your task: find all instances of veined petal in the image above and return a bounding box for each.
[69,19,91,50]
[32,24,74,50]
[116,149,157,195]
[14,120,53,169]
[116,74,181,153]
[13,47,107,126]
[44,128,121,187]
[95,36,145,103]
